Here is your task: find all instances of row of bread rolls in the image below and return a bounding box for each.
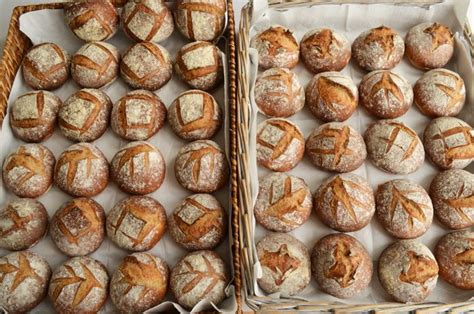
[0,249,228,313]
[255,231,473,303]
[22,40,223,91]
[251,23,454,71]
[254,67,466,121]
[64,0,226,43]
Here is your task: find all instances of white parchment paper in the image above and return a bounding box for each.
[0,6,236,314]
[247,0,474,304]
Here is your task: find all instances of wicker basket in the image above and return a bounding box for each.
[236,1,474,312]
[0,1,240,313]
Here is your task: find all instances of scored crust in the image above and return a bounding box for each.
[406,22,454,70]
[64,0,119,42]
[50,198,105,256]
[121,42,172,91]
[58,89,112,142]
[257,118,304,172]
[48,256,108,314]
[254,67,305,118]
[311,233,372,299]
[257,233,311,297]
[106,195,167,252]
[54,143,109,197]
[168,90,222,141]
[110,252,169,313]
[314,173,375,232]
[300,28,351,73]
[0,251,51,313]
[429,169,474,230]
[423,117,474,170]
[22,43,70,90]
[111,141,166,195]
[364,119,424,174]
[414,69,466,118]
[306,71,358,122]
[0,199,48,251]
[111,90,167,141]
[254,172,312,232]
[2,144,55,198]
[378,240,439,303]
[175,41,224,91]
[359,70,413,119]
[175,140,229,193]
[170,250,228,310]
[306,122,366,172]
[174,0,226,42]
[250,25,300,70]
[122,0,174,43]
[352,26,404,71]
[169,193,226,250]
[376,179,433,239]
[10,90,61,143]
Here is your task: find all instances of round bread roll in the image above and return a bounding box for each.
[406,22,454,70]
[434,230,473,290]
[306,71,358,122]
[300,28,351,73]
[257,233,311,296]
[376,179,433,239]
[364,119,424,174]
[175,140,229,193]
[352,26,404,71]
[175,41,223,91]
[107,196,167,251]
[378,240,439,303]
[111,90,167,141]
[122,0,174,43]
[50,198,105,256]
[169,194,226,250]
[250,25,299,69]
[414,69,466,117]
[121,42,172,90]
[58,89,112,142]
[22,43,70,90]
[314,173,375,232]
[257,118,304,172]
[2,144,55,198]
[111,141,166,195]
[10,91,61,143]
[0,251,51,313]
[306,123,366,172]
[48,256,108,313]
[168,90,222,141]
[254,67,304,118]
[64,0,118,42]
[54,143,109,197]
[110,253,169,313]
[71,42,119,88]
[423,117,474,169]
[174,0,226,42]
[359,70,413,119]
[429,169,474,230]
[0,199,48,251]
[254,173,312,232]
[311,233,372,298]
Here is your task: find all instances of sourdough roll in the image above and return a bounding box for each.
[71,42,120,88]
[175,41,223,91]
[64,0,119,42]
[122,0,174,43]
[9,91,61,143]
[174,0,226,42]
[22,43,70,90]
